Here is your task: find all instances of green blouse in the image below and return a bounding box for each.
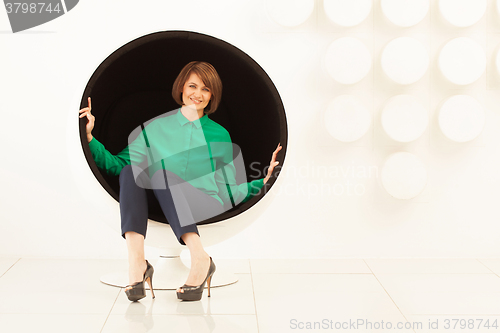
[88,108,265,208]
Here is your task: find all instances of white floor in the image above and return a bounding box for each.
[1,258,500,333]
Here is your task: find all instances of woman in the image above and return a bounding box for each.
[79,61,282,301]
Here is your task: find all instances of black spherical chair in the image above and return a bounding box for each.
[79,30,287,289]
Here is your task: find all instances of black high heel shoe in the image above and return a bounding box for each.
[125,259,155,302]
[177,257,216,301]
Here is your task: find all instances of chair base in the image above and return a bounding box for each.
[100,256,238,290]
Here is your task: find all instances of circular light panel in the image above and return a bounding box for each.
[324,95,371,142]
[381,152,428,199]
[381,37,429,85]
[381,0,429,27]
[325,37,372,85]
[438,95,485,142]
[266,0,315,27]
[323,0,372,27]
[438,0,487,27]
[438,37,486,85]
[381,95,428,142]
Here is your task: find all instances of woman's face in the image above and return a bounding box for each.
[181,72,212,112]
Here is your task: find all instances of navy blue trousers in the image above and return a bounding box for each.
[119,164,225,245]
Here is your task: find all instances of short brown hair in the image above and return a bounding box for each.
[172,61,223,115]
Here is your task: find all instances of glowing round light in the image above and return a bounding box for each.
[324,95,371,142]
[266,0,315,27]
[324,37,372,85]
[438,37,486,85]
[323,0,372,27]
[381,0,429,27]
[381,152,427,200]
[381,95,428,142]
[381,37,429,85]
[438,95,485,143]
[438,0,487,27]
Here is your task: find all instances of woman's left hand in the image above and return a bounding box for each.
[263,143,282,184]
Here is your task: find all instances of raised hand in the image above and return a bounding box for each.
[78,97,95,142]
[263,143,282,184]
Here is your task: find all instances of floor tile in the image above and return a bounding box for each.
[110,273,255,315]
[0,258,126,292]
[253,273,388,294]
[0,257,19,277]
[388,292,500,315]
[478,259,500,276]
[0,313,107,333]
[0,257,123,314]
[376,273,500,315]
[376,273,500,294]
[182,258,251,274]
[250,258,371,274]
[0,289,120,314]
[102,314,258,333]
[365,259,491,274]
[252,273,404,333]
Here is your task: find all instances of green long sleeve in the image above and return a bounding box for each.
[87,108,265,207]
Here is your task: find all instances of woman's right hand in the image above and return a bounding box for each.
[79,97,95,142]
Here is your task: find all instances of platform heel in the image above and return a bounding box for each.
[177,257,216,301]
[125,260,155,302]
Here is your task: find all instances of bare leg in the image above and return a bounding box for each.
[124,231,147,292]
[176,232,211,293]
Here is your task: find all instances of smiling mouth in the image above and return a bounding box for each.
[190,98,201,104]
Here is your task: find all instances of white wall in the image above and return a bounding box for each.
[1,0,500,259]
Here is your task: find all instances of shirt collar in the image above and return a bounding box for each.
[176,108,208,129]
